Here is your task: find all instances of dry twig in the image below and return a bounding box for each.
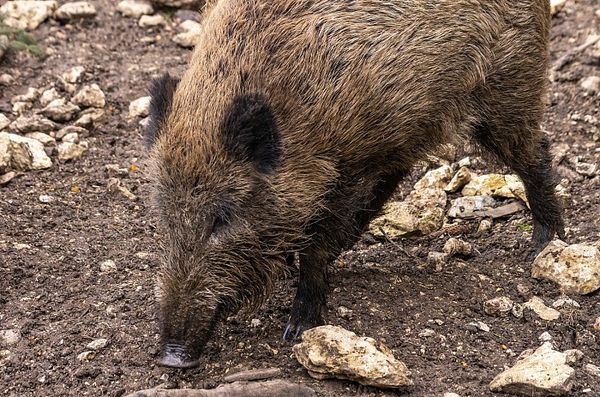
[124,380,316,397]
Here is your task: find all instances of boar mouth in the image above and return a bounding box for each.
[157,342,201,369]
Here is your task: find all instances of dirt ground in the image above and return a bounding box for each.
[1,1,599,396]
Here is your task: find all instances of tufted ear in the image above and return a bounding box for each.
[145,73,179,148]
[221,94,281,173]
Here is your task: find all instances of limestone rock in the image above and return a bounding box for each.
[117,0,154,18]
[62,66,85,84]
[25,132,55,146]
[414,165,453,190]
[524,297,561,321]
[61,132,79,143]
[86,338,109,350]
[72,84,106,108]
[369,188,446,238]
[41,98,80,122]
[580,76,600,94]
[0,1,58,30]
[10,115,57,134]
[462,174,527,203]
[0,132,52,170]
[447,195,496,218]
[0,329,21,346]
[139,14,166,27]
[445,166,472,192]
[0,113,10,131]
[532,240,600,294]
[54,2,96,20]
[39,88,61,107]
[173,20,201,48]
[129,96,151,118]
[11,87,38,103]
[293,325,412,388]
[57,141,88,161]
[73,108,104,127]
[56,126,88,140]
[484,297,514,317]
[489,342,577,396]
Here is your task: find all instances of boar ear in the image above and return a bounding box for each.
[145,73,179,148]
[221,94,281,173]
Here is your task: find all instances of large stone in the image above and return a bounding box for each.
[532,240,600,294]
[9,115,57,134]
[524,296,561,321]
[0,132,52,170]
[173,20,201,48]
[462,174,527,203]
[293,325,412,388]
[0,1,58,30]
[489,343,577,396]
[447,195,496,218]
[129,96,151,118]
[369,188,446,238]
[41,98,81,122]
[414,165,453,190]
[117,0,154,18]
[54,2,96,20]
[71,84,106,108]
[25,132,55,146]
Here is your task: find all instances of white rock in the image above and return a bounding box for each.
[54,1,96,20]
[11,87,38,104]
[99,259,117,272]
[580,76,600,93]
[77,351,95,361]
[552,297,581,309]
[73,108,104,127]
[447,195,496,218]
[61,132,79,143]
[12,101,32,114]
[0,132,52,170]
[25,132,55,146]
[39,88,61,107]
[414,165,453,190]
[41,98,80,122]
[56,126,87,140]
[9,115,57,134]
[477,219,493,233]
[490,343,577,396]
[173,20,201,48]
[445,166,472,192]
[62,66,85,84]
[0,113,10,131]
[484,296,514,317]
[462,174,527,203]
[0,73,14,85]
[585,364,600,377]
[575,161,598,177]
[117,0,154,18]
[0,1,58,30]
[443,394,461,397]
[532,240,600,294]
[524,296,561,321]
[72,84,106,108]
[293,325,412,388]
[129,96,151,118]
[0,329,21,346]
[538,331,553,342]
[86,338,109,350]
[369,188,446,238]
[57,141,87,161]
[38,194,53,203]
[550,0,567,16]
[466,321,490,332]
[139,14,166,27]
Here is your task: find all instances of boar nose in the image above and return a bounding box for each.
[157,342,200,369]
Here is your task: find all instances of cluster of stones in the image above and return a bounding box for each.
[0,66,106,183]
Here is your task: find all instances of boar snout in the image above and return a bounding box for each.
[158,342,201,369]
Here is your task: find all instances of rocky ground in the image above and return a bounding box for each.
[0,1,599,396]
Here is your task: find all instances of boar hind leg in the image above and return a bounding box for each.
[283,173,403,341]
[473,121,565,252]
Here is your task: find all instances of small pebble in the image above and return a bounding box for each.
[100,260,117,272]
[38,195,54,204]
[86,338,109,350]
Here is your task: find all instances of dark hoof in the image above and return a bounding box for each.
[157,343,200,369]
[282,316,321,342]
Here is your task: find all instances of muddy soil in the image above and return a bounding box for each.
[0,1,599,396]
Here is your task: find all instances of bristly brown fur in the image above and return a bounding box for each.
[147,0,564,363]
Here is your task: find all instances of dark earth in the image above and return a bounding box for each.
[1,1,599,396]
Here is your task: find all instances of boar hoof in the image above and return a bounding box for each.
[282,319,320,342]
[157,343,200,369]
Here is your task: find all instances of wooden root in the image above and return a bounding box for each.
[124,380,317,397]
